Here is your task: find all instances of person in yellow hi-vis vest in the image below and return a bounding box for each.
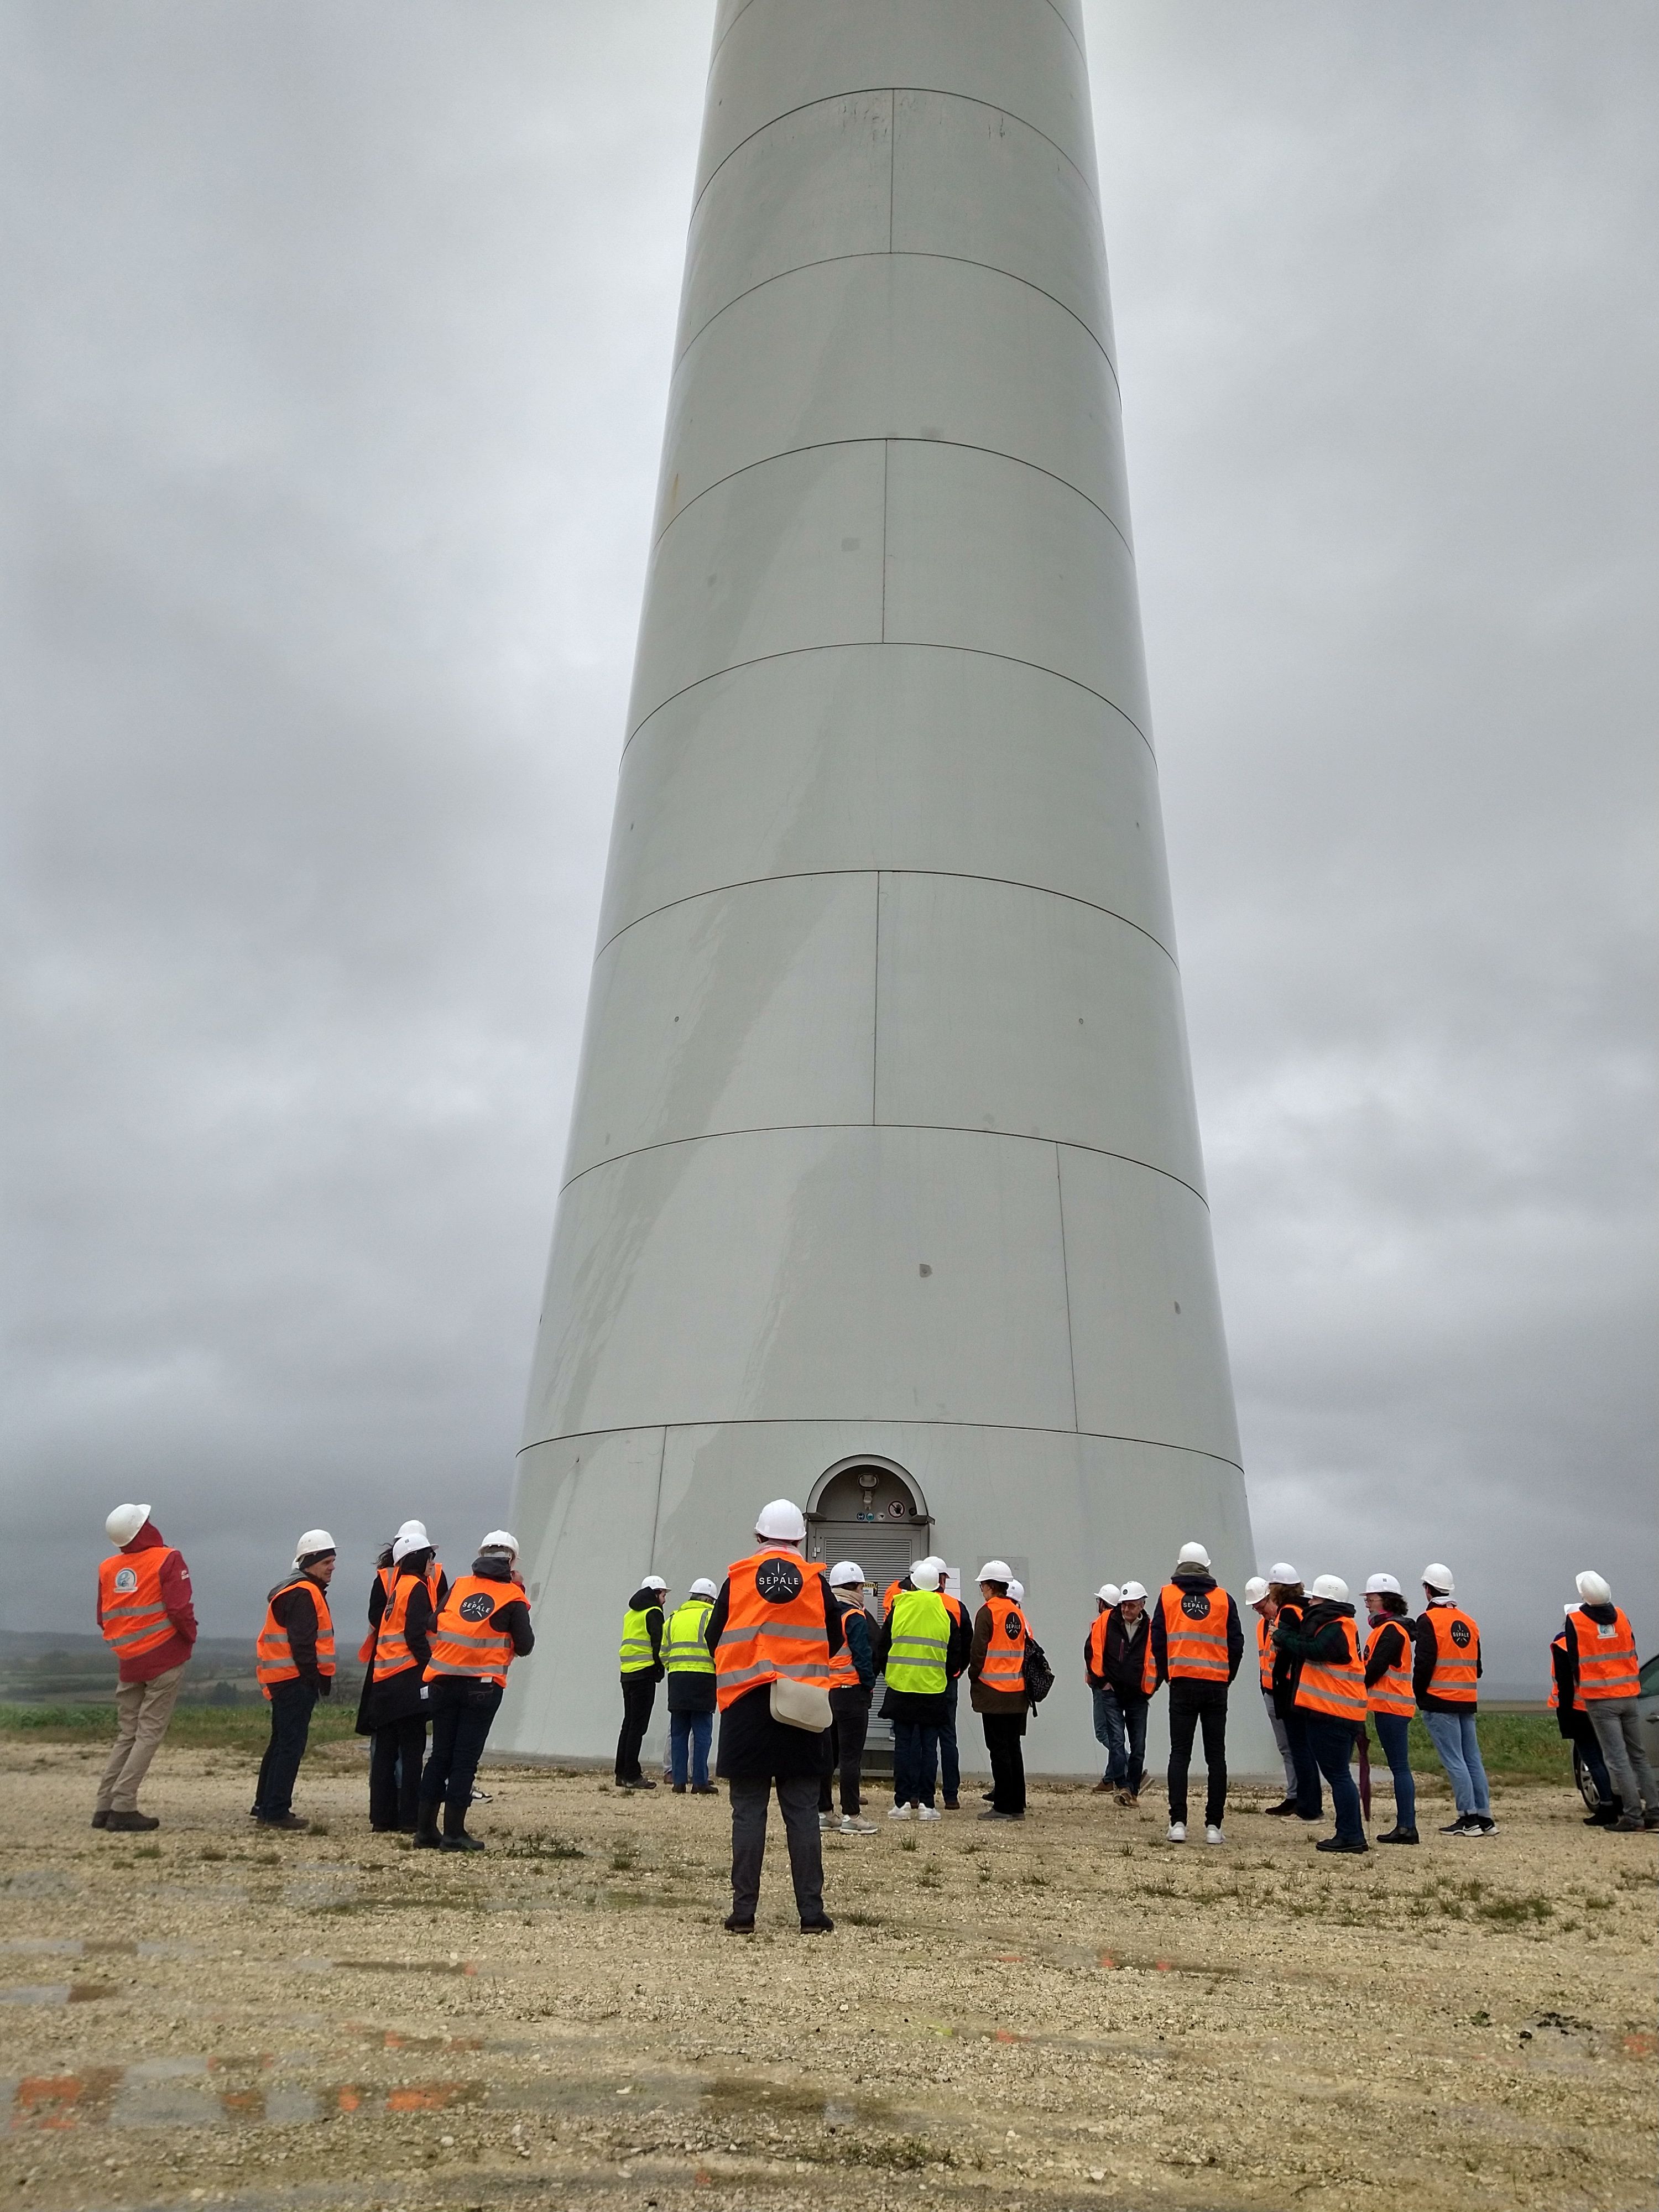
[873,1562,971,1820]
[665,1578,719,1794]
[617,1573,670,1790]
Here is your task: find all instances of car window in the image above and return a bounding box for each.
[1640,1652,1659,1697]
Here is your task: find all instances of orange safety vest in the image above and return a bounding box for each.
[98,1549,178,1663]
[255,1578,336,1695]
[1144,1583,1230,1691]
[358,1558,446,1662]
[371,1571,431,1682]
[714,1548,833,1711]
[423,1575,517,1686]
[715,1550,832,1710]
[1547,1627,1580,1715]
[826,1595,864,1691]
[1255,1611,1274,1693]
[1365,1616,1416,1718]
[1295,1613,1365,1721]
[977,1600,1028,1697]
[1422,1604,1479,1704]
[1087,1610,1113,1680]
[1572,1607,1640,1703]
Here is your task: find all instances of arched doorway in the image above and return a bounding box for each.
[806,1460,931,1777]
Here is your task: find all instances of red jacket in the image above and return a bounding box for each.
[96,1524,197,1682]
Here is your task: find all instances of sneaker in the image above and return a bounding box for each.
[917,1805,942,1823]
[982,1790,996,1802]
[723,1914,755,1935]
[1613,1813,1645,1832]
[690,1783,719,1796]
[1315,1835,1368,1854]
[1449,1819,1485,1839]
[1167,1821,1187,1843]
[1471,1815,1498,1837]
[1204,1824,1225,1846]
[839,1814,878,1834]
[105,1809,160,1833]
[886,1803,913,1821]
[618,1777,657,1792]
[1376,1825,1419,1845]
[440,1832,486,1853]
[1644,1811,1659,1829]
[1439,1815,1475,1835]
[818,1812,834,1832]
[978,1808,1023,1821]
[799,1916,836,1935]
[468,1788,492,1804]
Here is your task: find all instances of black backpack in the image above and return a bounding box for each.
[1022,1634,1056,1705]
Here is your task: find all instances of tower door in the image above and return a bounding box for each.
[806,1461,932,1771]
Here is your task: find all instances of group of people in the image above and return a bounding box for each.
[89,1498,1655,1934]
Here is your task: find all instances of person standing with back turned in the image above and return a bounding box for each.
[706,1499,842,1934]
[664,1577,719,1795]
[416,1530,533,1852]
[93,1503,198,1832]
[1275,1573,1368,1854]
[1564,1571,1657,1832]
[1144,1540,1243,1845]
[615,1573,670,1790]
[1415,1563,1494,1838]
[970,1561,1030,1820]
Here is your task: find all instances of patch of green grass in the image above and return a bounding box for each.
[1405,1713,1569,1786]
[1475,1893,1553,1926]
[134,1843,161,1860]
[0,1700,359,1749]
[898,1835,918,1853]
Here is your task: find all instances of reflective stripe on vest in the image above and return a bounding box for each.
[619,1604,660,1674]
[714,1549,832,1712]
[826,1597,863,1691]
[885,1589,950,1695]
[1146,1584,1230,1689]
[978,1603,1027,1695]
[361,1559,445,1663]
[1255,1612,1274,1693]
[255,1579,336,1695]
[1365,1617,1416,1718]
[664,1598,715,1676]
[424,1575,515,1684]
[98,1550,177,1661]
[1296,1613,1365,1722]
[1574,1607,1640,1702]
[372,1572,427,1682]
[1423,1605,1479,1703]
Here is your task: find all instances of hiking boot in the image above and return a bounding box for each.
[723,1914,755,1935]
[979,1808,1023,1821]
[1376,1825,1419,1844]
[1092,1778,1113,1794]
[691,1783,718,1796]
[105,1809,160,1832]
[440,1832,486,1853]
[1115,1789,1138,1808]
[1614,1813,1645,1832]
[254,1812,307,1833]
[799,1916,836,1935]
[1644,1811,1659,1829]
[414,1805,442,1850]
[90,1808,111,1829]
[672,1783,687,1795]
[942,1798,960,1811]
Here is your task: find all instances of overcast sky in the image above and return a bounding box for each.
[4,2,1653,1687]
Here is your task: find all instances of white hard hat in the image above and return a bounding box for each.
[480,1529,519,1559]
[977,1559,1013,1584]
[293,1528,336,1567]
[1268,1562,1299,1585]
[1310,1574,1349,1603]
[1364,1572,1402,1597]
[105,1503,151,1546]
[1120,1580,1148,1602]
[1097,1583,1121,1606]
[640,1573,669,1593]
[827,1560,866,1588]
[391,1532,430,1564]
[395,1519,430,1543]
[688,1576,718,1600]
[1244,1576,1270,1606]
[912,1553,943,1577]
[1575,1571,1612,1605]
[1177,1541,1212,1569]
[911,1560,942,1592]
[1007,1579,1025,1604]
[1422,1562,1455,1595]
[755,1498,807,1542]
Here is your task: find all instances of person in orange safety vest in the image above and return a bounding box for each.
[1413,1564,1493,1839]
[1144,1541,1244,1845]
[1551,1606,1618,1827]
[1275,1573,1368,1855]
[356,1530,449,1834]
[1564,1571,1656,1832]
[415,1530,534,1853]
[93,1503,198,1833]
[251,1530,337,1832]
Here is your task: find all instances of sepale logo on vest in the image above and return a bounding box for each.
[1181,1591,1213,1620]
[754,1558,805,1606]
[458,1594,497,1623]
[1449,1620,1472,1648]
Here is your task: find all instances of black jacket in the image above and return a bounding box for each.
[1089,1606,1150,1698]
[267,1573,334,1694]
[356,1560,444,1731]
[1274,1598,1359,1686]
[873,1597,973,1723]
[1362,1615,1413,1690]
[622,1587,666,1683]
[706,1561,844,1781]
[1147,1573,1244,1689]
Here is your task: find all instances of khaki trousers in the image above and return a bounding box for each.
[95,1665,185,1812]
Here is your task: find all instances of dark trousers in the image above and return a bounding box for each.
[982,1712,1027,1814]
[820,1698,870,1815]
[369,1714,427,1829]
[893,1721,941,1809]
[1571,1714,1615,1809]
[1305,1714,1365,1843]
[253,1678,317,1819]
[938,1679,960,1802]
[615,1672,656,1782]
[1284,1703,1323,1817]
[669,1710,713,1788]
[1167,1681,1228,1828]
[420,1682,502,1824]
[729,1773,825,1924]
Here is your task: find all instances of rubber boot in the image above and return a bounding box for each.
[440,1803,485,1853]
[414,1802,442,1850]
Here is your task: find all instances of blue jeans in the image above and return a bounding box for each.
[893,1721,941,1810]
[1091,1686,1146,1790]
[1305,1714,1365,1843]
[938,1680,960,1802]
[1370,1713,1416,1830]
[670,1709,712,1788]
[1423,1708,1490,1816]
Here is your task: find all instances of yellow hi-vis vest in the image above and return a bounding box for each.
[619,1603,660,1675]
[885,1588,950,1694]
[665,1598,715,1676]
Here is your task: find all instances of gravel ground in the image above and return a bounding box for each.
[1,1735,1654,2212]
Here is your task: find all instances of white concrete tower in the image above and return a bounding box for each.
[499,0,1267,1775]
